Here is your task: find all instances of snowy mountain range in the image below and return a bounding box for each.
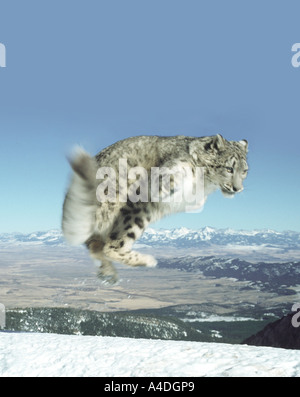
[141,227,300,249]
[1,227,300,250]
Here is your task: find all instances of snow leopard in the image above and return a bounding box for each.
[62,134,248,283]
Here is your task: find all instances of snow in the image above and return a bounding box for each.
[0,332,299,377]
[181,314,260,322]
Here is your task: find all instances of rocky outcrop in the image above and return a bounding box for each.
[243,312,300,350]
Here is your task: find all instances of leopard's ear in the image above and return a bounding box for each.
[239,139,248,152]
[212,134,226,151]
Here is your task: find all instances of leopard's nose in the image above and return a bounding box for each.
[233,185,243,192]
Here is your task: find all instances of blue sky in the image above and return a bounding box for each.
[0,0,299,233]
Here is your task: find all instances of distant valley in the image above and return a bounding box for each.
[157,255,300,296]
[0,227,299,343]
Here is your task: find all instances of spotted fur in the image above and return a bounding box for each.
[62,134,248,283]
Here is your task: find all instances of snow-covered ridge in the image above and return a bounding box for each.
[0,229,65,246]
[0,227,299,248]
[0,332,299,377]
[141,227,300,249]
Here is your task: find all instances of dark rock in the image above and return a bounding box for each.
[242,312,300,350]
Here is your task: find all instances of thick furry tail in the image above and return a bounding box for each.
[62,147,98,245]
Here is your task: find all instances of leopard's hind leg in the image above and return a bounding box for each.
[102,203,157,268]
[86,236,118,284]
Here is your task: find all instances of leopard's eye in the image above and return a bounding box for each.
[226,167,233,173]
